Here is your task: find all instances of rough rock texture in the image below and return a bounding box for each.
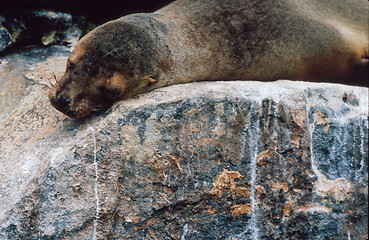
[0,50,368,239]
[0,15,26,52]
[0,11,80,53]
[0,45,71,117]
[0,0,174,53]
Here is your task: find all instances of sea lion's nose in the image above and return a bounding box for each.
[49,90,73,111]
[59,93,72,105]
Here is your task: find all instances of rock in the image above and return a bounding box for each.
[39,25,81,47]
[0,11,80,53]
[25,10,81,47]
[0,0,174,53]
[0,45,71,117]
[0,50,368,239]
[0,15,27,52]
[0,26,12,52]
[29,10,73,31]
[0,16,27,51]
[2,16,27,43]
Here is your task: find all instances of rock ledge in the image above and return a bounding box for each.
[0,79,368,239]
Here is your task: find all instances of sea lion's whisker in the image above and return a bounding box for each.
[52,71,58,83]
[46,77,54,88]
[46,71,59,88]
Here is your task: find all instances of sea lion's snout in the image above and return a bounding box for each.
[48,80,97,119]
[49,91,96,119]
[48,86,75,118]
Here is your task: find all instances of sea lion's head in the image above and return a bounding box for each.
[48,18,162,118]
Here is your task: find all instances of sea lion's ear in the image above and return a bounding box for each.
[144,75,157,85]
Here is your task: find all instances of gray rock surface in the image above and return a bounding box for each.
[0,50,368,239]
[0,45,71,117]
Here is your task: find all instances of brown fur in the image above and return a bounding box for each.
[49,0,368,118]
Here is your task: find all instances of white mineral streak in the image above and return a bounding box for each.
[307,93,358,202]
[294,203,332,213]
[237,109,261,239]
[181,223,188,240]
[49,147,63,165]
[90,125,100,240]
[347,230,351,240]
[249,137,260,239]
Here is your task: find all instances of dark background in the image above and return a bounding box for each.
[0,0,175,54]
[1,0,174,23]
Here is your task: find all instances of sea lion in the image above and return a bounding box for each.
[49,0,368,118]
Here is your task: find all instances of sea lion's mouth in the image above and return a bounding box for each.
[48,89,108,119]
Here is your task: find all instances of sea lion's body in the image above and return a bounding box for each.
[49,0,368,118]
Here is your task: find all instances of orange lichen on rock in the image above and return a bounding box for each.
[313,110,331,133]
[231,203,252,218]
[207,206,216,214]
[209,169,244,199]
[210,169,254,218]
[271,181,289,192]
[235,186,250,198]
[255,147,273,166]
[282,195,296,220]
[254,185,265,202]
[292,109,306,129]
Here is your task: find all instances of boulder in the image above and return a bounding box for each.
[0,51,368,239]
[27,10,79,47]
[0,0,174,53]
[0,26,12,52]
[0,15,26,52]
[0,10,81,53]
